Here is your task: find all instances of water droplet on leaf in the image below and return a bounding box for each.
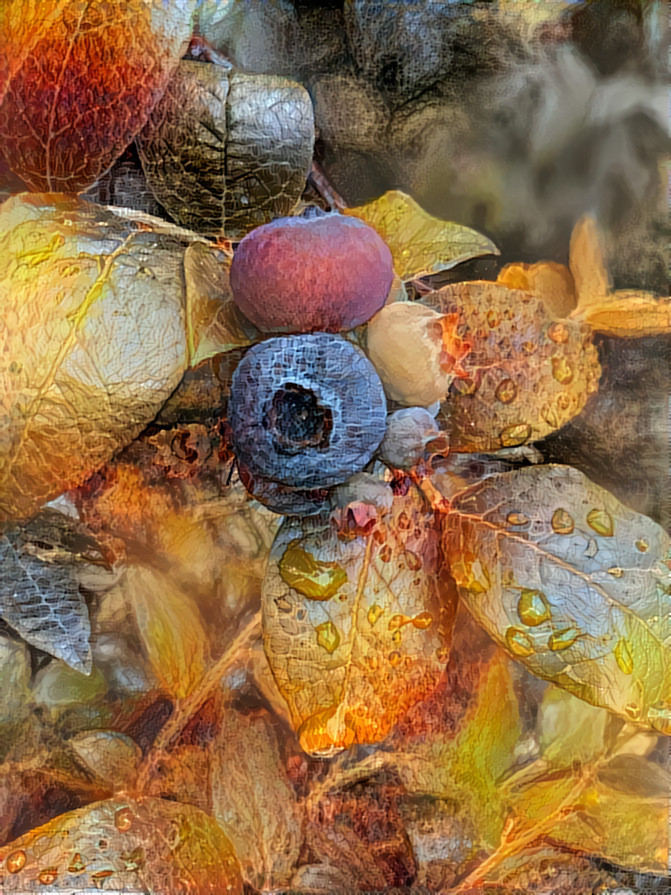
[518,589,551,626]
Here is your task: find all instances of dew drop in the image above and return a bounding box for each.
[68,853,86,874]
[279,540,348,600]
[635,539,649,553]
[412,611,433,629]
[6,850,26,874]
[367,654,379,671]
[607,567,624,578]
[368,604,383,626]
[388,614,410,630]
[547,322,569,343]
[551,356,574,384]
[505,627,534,657]
[586,508,614,537]
[450,376,478,396]
[548,627,580,651]
[495,378,518,404]
[391,629,402,645]
[115,806,133,832]
[499,423,532,447]
[379,544,392,563]
[38,869,58,885]
[551,508,574,535]
[487,309,501,328]
[556,392,571,411]
[518,589,551,626]
[613,638,634,675]
[388,650,402,666]
[315,621,340,654]
[506,512,529,526]
[92,870,114,881]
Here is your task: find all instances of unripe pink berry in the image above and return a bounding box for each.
[230,213,395,333]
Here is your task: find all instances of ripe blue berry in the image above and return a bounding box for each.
[229,333,387,489]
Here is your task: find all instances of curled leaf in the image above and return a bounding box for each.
[345,190,499,281]
[569,213,610,310]
[137,61,314,237]
[0,0,196,192]
[425,281,601,452]
[573,290,671,337]
[211,710,302,890]
[443,464,671,733]
[0,797,243,893]
[125,565,210,700]
[497,261,576,318]
[263,483,455,755]
[0,194,197,520]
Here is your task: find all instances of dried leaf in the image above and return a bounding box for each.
[68,730,141,790]
[574,289,671,336]
[345,190,499,281]
[0,529,91,673]
[211,710,301,890]
[0,797,243,893]
[184,242,255,365]
[497,261,577,318]
[597,753,671,799]
[0,194,199,520]
[425,281,601,452]
[263,484,455,755]
[0,0,196,192]
[569,214,610,310]
[137,61,314,238]
[126,565,210,700]
[443,464,671,732]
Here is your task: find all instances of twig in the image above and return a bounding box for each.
[134,610,262,793]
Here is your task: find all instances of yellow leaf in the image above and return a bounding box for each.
[126,565,209,700]
[569,214,610,310]
[184,242,255,365]
[345,190,499,281]
[0,194,195,521]
[574,290,671,337]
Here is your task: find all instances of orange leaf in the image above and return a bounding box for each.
[569,214,610,310]
[573,290,671,337]
[497,261,576,318]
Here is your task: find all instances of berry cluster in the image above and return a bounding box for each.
[227,212,449,513]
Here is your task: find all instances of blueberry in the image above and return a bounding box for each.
[237,461,329,517]
[229,333,388,489]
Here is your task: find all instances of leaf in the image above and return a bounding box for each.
[424,281,601,452]
[183,241,255,365]
[68,730,141,790]
[211,709,302,890]
[597,753,671,799]
[0,194,198,520]
[497,261,577,318]
[0,0,196,192]
[0,797,243,893]
[537,686,621,767]
[125,565,210,700]
[0,529,91,673]
[262,483,455,755]
[569,214,610,310]
[136,61,314,238]
[345,190,499,281]
[574,290,671,336]
[443,464,671,732]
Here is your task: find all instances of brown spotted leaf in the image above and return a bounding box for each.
[0,194,204,520]
[262,483,455,755]
[0,797,243,892]
[443,464,671,733]
[0,0,196,192]
[424,280,601,452]
[136,61,314,238]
